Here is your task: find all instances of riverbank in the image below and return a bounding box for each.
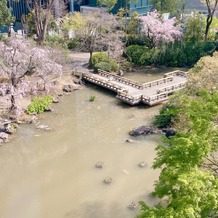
[0,50,167,145]
[0,52,88,144]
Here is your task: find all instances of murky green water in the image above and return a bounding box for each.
[0,71,165,218]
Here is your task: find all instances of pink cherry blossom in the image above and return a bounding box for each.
[0,38,63,114]
[140,11,183,48]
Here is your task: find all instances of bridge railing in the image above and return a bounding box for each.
[142,92,169,105]
[156,81,186,94]
[164,70,188,78]
[142,77,173,88]
[98,70,144,90]
[83,74,129,93]
[117,90,142,105]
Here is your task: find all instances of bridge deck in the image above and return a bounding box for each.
[82,70,188,106]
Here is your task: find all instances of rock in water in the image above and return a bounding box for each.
[63,85,75,92]
[0,132,9,143]
[95,161,104,168]
[138,161,147,167]
[165,129,176,138]
[118,70,124,77]
[129,125,158,136]
[125,139,134,143]
[128,201,137,210]
[103,177,112,184]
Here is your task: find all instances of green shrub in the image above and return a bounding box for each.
[67,38,78,49]
[110,60,119,72]
[125,35,147,46]
[125,45,145,65]
[153,106,179,128]
[94,62,112,72]
[45,35,67,49]
[27,96,53,114]
[92,52,119,72]
[125,41,217,67]
[89,95,95,102]
[92,52,110,66]
[184,42,216,66]
[139,49,154,65]
[0,33,6,41]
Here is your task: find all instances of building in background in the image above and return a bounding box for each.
[7,0,152,21]
[8,0,28,21]
[7,0,70,20]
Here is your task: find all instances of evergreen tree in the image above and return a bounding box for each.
[0,0,14,27]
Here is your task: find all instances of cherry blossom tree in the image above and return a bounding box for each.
[0,39,62,115]
[140,11,183,48]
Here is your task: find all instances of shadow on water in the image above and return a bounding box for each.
[84,82,116,98]
[83,81,158,110]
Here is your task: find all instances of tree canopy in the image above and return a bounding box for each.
[151,0,183,14]
[97,0,118,11]
[140,11,183,48]
[137,53,218,217]
[62,11,123,66]
[0,0,14,27]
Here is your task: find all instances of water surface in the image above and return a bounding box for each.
[0,71,164,218]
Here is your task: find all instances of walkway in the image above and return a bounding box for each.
[82,69,188,106]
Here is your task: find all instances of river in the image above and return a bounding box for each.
[0,70,165,218]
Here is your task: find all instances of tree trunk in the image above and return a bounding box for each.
[25,0,54,45]
[89,50,93,68]
[10,94,16,110]
[205,15,213,41]
[204,0,218,41]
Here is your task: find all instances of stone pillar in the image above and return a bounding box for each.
[8,23,15,38]
[54,0,60,19]
[70,0,74,13]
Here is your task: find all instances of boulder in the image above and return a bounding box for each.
[73,78,83,85]
[103,177,112,184]
[44,107,53,112]
[125,139,134,143]
[127,201,137,210]
[0,122,18,135]
[95,161,104,168]
[118,69,124,77]
[52,98,59,103]
[0,132,9,143]
[63,85,75,92]
[165,129,176,138]
[138,161,147,167]
[129,125,158,137]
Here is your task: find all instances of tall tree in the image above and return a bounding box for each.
[140,10,183,48]
[97,0,118,12]
[25,0,55,45]
[184,12,205,42]
[0,0,14,27]
[202,0,218,40]
[62,11,123,66]
[151,0,183,14]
